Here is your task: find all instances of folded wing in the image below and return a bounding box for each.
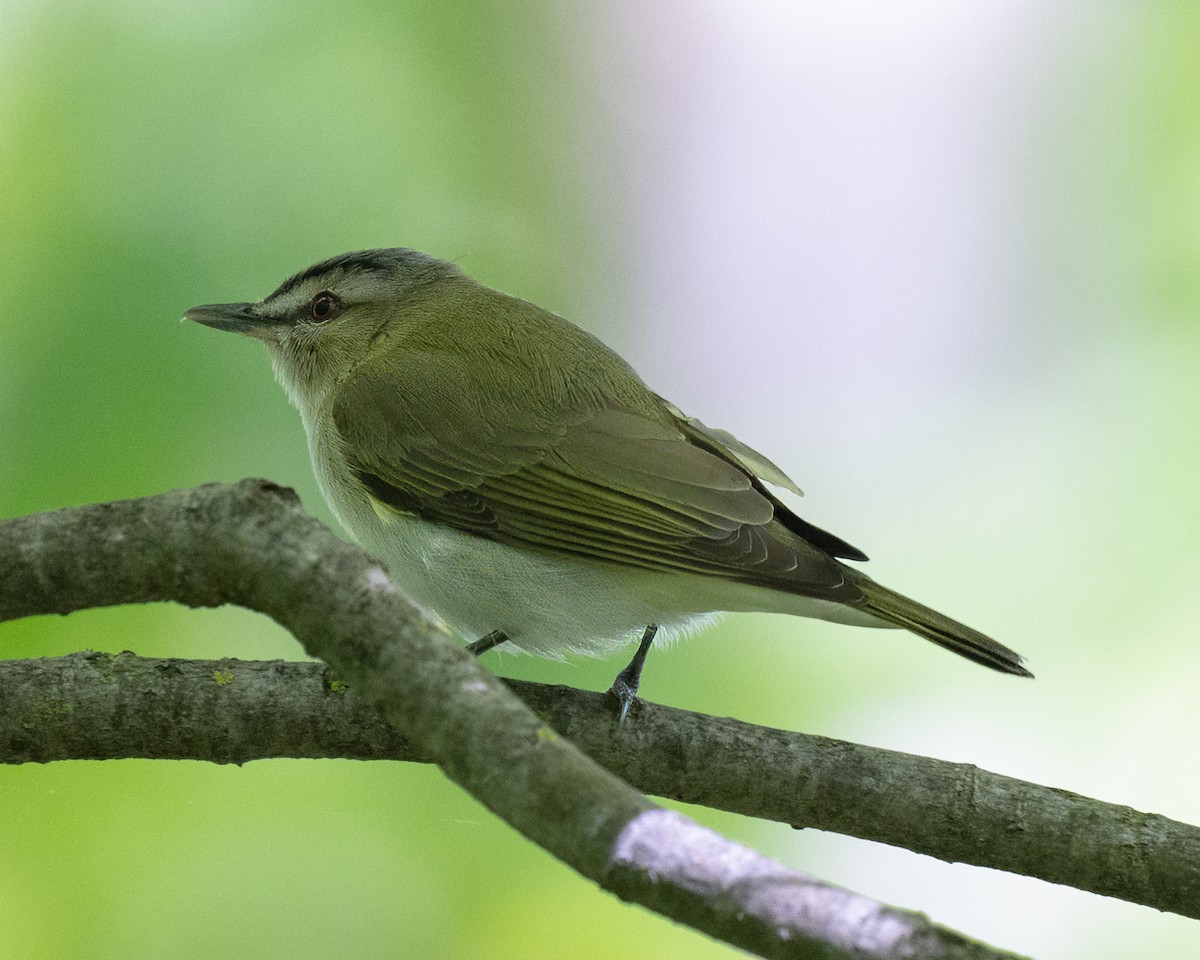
[333,349,863,602]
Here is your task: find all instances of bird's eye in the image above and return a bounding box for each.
[309,291,340,323]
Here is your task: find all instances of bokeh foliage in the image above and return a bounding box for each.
[3,2,1200,958]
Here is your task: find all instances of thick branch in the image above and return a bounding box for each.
[3,651,1198,922]
[0,481,1022,960]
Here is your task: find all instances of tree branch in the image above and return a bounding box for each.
[3,651,1197,922]
[0,481,1092,958]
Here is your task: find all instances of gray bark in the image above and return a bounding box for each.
[0,480,1146,958]
[3,651,1196,921]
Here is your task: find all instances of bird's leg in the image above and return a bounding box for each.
[467,630,509,656]
[609,624,658,724]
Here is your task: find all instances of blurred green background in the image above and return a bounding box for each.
[2,2,1199,958]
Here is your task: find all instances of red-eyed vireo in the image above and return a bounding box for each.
[185,248,1030,720]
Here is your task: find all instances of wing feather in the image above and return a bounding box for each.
[334,348,861,599]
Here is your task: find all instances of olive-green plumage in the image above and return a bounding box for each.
[185,248,1031,705]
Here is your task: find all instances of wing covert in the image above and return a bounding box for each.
[333,351,858,597]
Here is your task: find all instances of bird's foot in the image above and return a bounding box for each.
[609,670,640,725]
[606,624,658,725]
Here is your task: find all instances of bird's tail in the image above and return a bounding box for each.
[852,575,1032,677]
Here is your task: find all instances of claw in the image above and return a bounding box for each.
[611,676,637,725]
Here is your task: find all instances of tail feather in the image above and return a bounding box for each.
[854,576,1032,678]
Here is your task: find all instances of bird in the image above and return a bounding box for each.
[185,248,1031,721]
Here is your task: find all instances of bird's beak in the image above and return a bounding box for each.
[183,302,282,337]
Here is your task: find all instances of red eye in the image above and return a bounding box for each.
[310,291,339,322]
